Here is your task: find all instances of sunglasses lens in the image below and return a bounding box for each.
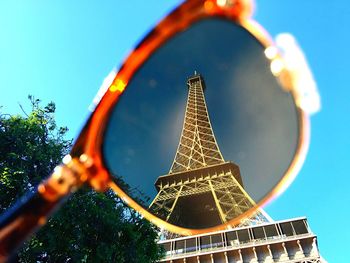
[103,18,299,230]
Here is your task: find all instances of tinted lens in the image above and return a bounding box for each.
[103,18,299,229]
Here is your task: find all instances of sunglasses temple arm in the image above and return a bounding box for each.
[0,164,82,261]
[0,190,65,261]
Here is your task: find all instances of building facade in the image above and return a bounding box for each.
[158,217,322,263]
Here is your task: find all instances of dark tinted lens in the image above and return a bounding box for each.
[103,18,299,229]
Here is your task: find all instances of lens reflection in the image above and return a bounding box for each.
[103,18,299,229]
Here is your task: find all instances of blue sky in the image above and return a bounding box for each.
[0,1,349,262]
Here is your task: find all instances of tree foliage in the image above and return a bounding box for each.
[0,96,71,212]
[18,188,162,263]
[0,97,162,262]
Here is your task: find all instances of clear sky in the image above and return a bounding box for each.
[0,1,348,262]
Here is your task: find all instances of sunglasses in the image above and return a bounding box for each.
[0,0,320,260]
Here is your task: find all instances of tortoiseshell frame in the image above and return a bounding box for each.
[0,0,310,259]
[72,0,310,235]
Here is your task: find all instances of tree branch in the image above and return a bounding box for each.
[18,103,29,118]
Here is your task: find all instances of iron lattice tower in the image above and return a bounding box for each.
[149,73,269,229]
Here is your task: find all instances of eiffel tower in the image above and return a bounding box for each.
[149,72,269,229]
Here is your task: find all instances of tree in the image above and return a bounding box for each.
[18,188,162,263]
[0,96,71,212]
[0,97,163,262]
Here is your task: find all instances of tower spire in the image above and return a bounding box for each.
[169,73,224,174]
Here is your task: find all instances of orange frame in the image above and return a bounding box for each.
[0,1,314,260]
[72,0,310,236]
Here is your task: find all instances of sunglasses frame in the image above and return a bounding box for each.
[70,0,310,235]
[0,1,313,259]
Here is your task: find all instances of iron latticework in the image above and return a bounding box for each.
[149,73,269,228]
[169,74,224,174]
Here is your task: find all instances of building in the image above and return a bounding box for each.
[153,73,323,262]
[158,217,321,263]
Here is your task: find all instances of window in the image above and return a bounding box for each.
[226,231,239,246]
[200,236,211,250]
[292,220,309,235]
[161,242,172,256]
[252,227,265,240]
[211,234,223,248]
[264,224,279,238]
[237,229,251,243]
[175,240,185,254]
[280,222,294,237]
[185,238,197,253]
